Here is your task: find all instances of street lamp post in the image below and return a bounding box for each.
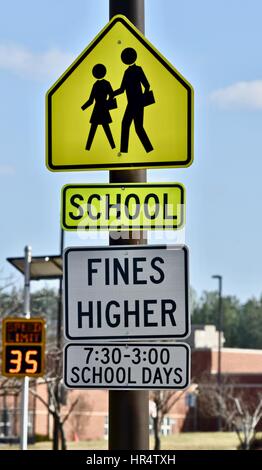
[212,274,223,431]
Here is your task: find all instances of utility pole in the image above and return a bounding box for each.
[109,0,149,450]
[20,245,31,450]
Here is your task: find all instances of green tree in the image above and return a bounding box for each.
[31,287,59,345]
[192,291,241,347]
[0,285,59,347]
[191,291,218,325]
[238,298,262,349]
[221,296,241,347]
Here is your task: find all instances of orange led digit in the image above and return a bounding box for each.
[25,350,38,374]
[9,349,22,373]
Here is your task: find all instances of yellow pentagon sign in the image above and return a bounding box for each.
[61,183,185,231]
[46,15,193,171]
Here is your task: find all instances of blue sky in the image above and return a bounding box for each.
[0,0,262,302]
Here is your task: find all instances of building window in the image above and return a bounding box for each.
[186,392,197,408]
[149,416,153,435]
[0,408,11,437]
[104,415,108,440]
[149,416,175,436]
[160,417,175,436]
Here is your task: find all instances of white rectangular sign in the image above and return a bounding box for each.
[63,245,189,340]
[64,343,190,390]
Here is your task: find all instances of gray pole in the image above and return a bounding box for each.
[217,276,223,431]
[109,0,149,450]
[57,228,64,350]
[20,245,31,450]
[53,228,64,450]
[212,274,223,431]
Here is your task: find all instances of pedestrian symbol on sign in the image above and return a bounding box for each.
[81,64,116,151]
[114,47,154,154]
[81,48,155,154]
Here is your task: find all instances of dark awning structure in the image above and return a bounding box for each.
[7,255,62,280]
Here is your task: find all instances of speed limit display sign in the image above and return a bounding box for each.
[2,318,45,378]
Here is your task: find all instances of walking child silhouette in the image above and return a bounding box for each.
[114,47,154,153]
[81,64,116,150]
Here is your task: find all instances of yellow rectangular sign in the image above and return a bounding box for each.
[61,183,185,231]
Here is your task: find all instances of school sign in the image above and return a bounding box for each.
[46,15,193,172]
[61,183,185,231]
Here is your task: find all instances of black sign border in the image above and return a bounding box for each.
[64,245,189,340]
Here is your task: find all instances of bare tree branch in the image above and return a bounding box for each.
[198,373,262,449]
[62,398,79,425]
[29,387,54,416]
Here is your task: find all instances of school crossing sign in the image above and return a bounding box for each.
[46,15,193,171]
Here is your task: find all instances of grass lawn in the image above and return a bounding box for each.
[155,432,239,450]
[0,432,240,451]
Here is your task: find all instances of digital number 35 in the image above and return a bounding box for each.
[9,349,38,374]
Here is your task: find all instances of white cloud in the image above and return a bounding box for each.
[0,44,74,81]
[210,80,262,110]
[0,165,15,175]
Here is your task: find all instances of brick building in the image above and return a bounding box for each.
[1,326,262,441]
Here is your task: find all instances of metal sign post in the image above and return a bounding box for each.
[20,245,31,450]
[109,0,148,450]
